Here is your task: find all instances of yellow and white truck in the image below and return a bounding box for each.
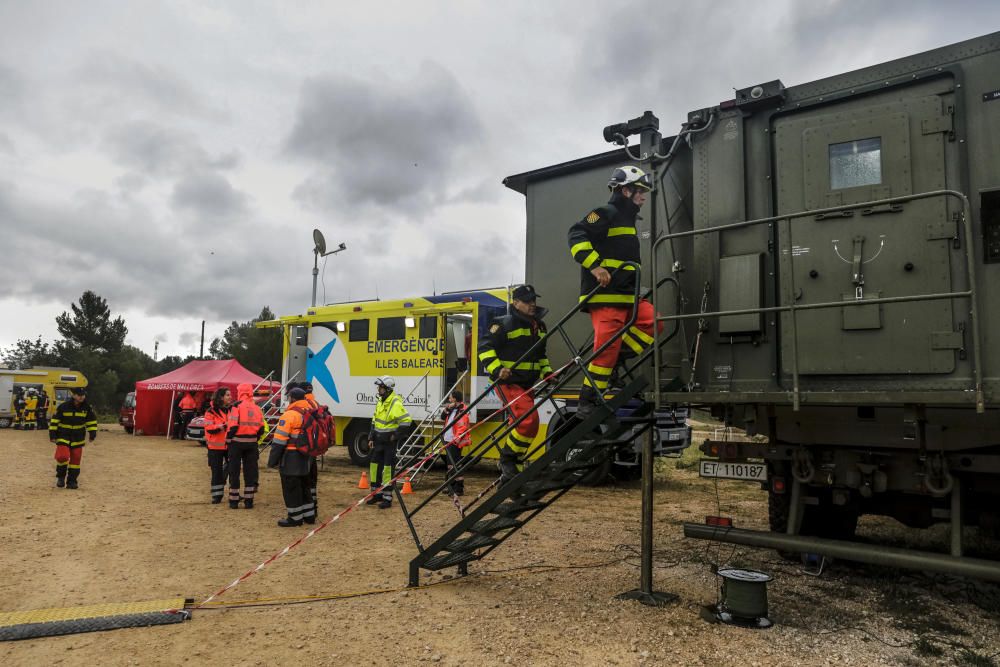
[262,288,690,484]
[0,367,89,427]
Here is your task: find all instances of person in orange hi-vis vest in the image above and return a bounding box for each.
[226,383,264,509]
[203,387,233,504]
[177,391,197,440]
[267,387,316,527]
[441,390,471,496]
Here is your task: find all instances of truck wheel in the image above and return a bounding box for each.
[0,417,10,428]
[345,420,373,467]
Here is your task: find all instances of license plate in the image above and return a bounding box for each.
[663,429,686,441]
[699,460,767,482]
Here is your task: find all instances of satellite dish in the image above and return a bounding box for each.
[313,229,326,255]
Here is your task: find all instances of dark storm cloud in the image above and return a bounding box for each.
[78,52,226,121]
[284,62,485,214]
[0,180,287,323]
[104,121,241,179]
[170,170,249,218]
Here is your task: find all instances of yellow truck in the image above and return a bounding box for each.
[0,367,89,428]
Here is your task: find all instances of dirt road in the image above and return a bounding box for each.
[1,426,998,666]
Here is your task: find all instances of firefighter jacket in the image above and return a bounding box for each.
[442,403,471,448]
[25,396,38,414]
[227,384,264,445]
[567,190,642,309]
[268,399,314,476]
[49,400,98,447]
[478,308,552,387]
[203,406,230,451]
[369,390,412,443]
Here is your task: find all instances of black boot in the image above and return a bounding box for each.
[229,501,240,509]
[576,385,600,420]
[211,497,222,504]
[366,488,382,505]
[277,517,303,527]
[66,469,80,489]
[66,479,79,489]
[377,498,392,509]
[454,479,465,496]
[244,499,254,509]
[498,448,519,484]
[56,475,66,488]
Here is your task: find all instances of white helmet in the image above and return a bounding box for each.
[374,375,396,390]
[608,165,652,192]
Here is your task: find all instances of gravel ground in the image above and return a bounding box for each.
[1,425,998,666]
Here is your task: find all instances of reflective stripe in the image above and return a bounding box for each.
[629,326,654,345]
[479,349,498,360]
[586,363,613,376]
[621,332,644,356]
[505,435,529,454]
[67,464,81,469]
[599,258,637,270]
[580,293,637,305]
[582,375,609,390]
[570,241,594,257]
[581,251,600,269]
[484,359,501,374]
[506,328,532,339]
[606,226,636,237]
[508,430,534,446]
[499,360,543,370]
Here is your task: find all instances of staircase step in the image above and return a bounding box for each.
[471,515,523,534]
[521,478,576,495]
[444,534,501,552]
[422,550,480,571]
[492,499,547,516]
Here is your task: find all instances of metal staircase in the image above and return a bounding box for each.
[406,376,650,586]
[391,263,676,586]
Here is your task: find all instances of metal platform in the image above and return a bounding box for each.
[0,597,190,641]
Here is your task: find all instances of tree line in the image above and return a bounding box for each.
[2,291,281,413]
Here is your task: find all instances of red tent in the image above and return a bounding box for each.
[133,360,279,436]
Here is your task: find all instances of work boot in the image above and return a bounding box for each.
[229,501,240,509]
[55,476,66,488]
[211,497,222,504]
[304,516,316,524]
[66,480,79,489]
[498,454,519,485]
[575,385,600,421]
[378,498,392,510]
[277,517,303,527]
[366,490,381,505]
[244,499,254,509]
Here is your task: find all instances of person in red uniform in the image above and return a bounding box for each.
[477,285,552,483]
[567,165,660,418]
[203,387,233,504]
[49,386,97,488]
[441,390,471,496]
[226,383,264,509]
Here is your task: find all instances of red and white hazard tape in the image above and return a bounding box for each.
[192,363,571,609]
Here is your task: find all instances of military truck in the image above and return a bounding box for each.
[506,31,1000,578]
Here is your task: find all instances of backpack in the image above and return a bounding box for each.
[292,403,336,457]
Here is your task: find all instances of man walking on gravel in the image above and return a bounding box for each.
[49,386,98,489]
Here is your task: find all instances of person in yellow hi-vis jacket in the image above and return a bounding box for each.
[366,376,412,509]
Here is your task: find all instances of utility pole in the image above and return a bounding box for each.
[154,340,159,362]
[200,320,205,359]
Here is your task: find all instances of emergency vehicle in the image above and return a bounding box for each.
[0,367,89,427]
[262,289,690,483]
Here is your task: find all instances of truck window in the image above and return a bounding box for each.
[829,137,882,190]
[419,317,438,339]
[349,319,370,342]
[377,317,406,341]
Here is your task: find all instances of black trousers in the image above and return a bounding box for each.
[227,442,259,502]
[307,458,318,516]
[280,473,312,522]
[178,411,195,439]
[207,449,227,501]
[371,437,396,500]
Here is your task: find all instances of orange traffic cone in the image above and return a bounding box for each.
[358,471,370,489]
[401,477,413,495]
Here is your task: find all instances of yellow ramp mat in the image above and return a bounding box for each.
[0,597,190,641]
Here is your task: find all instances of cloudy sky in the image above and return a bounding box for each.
[1,0,997,358]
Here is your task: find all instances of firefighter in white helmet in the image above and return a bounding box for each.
[366,376,412,509]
